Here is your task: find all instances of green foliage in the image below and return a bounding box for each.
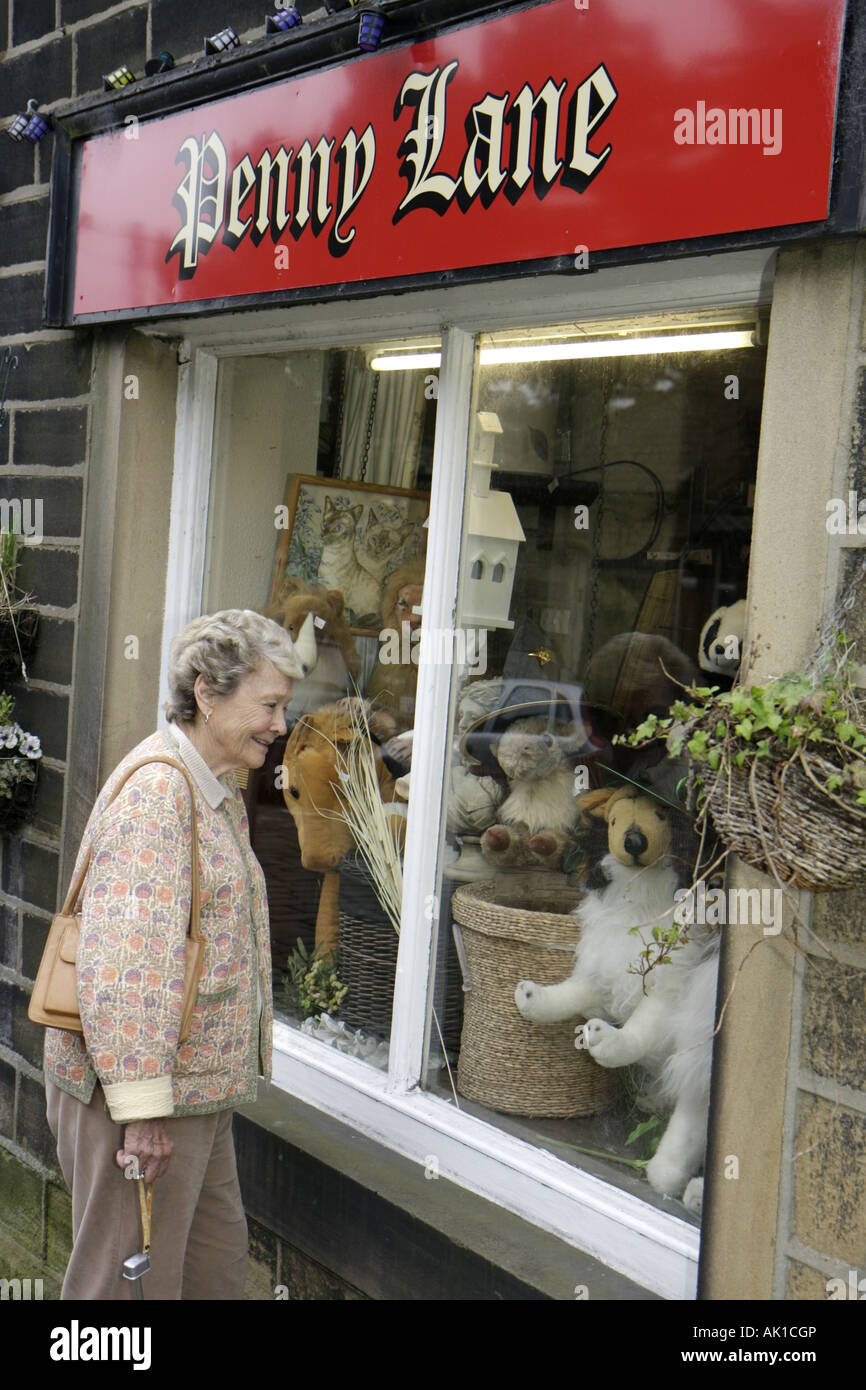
[0,691,42,802]
[615,633,866,811]
[561,842,587,876]
[625,1113,664,1161]
[0,524,19,583]
[282,937,348,1018]
[537,1105,666,1173]
[627,919,685,983]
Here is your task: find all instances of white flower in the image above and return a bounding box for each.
[0,726,18,749]
[19,734,41,759]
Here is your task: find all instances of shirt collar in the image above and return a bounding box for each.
[163,723,231,809]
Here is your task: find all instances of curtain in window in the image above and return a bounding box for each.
[338,351,427,487]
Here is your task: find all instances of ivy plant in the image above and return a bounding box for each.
[617,633,866,810]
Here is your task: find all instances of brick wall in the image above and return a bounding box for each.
[4,1,864,1302]
[0,0,341,1295]
[776,251,866,1300]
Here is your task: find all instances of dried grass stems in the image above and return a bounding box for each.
[0,526,36,681]
[325,699,404,935]
[314,698,460,1107]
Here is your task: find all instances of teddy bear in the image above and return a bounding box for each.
[699,599,746,681]
[584,631,700,732]
[264,579,360,712]
[363,562,425,726]
[514,786,719,1211]
[479,715,589,871]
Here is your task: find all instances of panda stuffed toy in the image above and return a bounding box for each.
[698,599,746,682]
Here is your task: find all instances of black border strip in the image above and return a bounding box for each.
[44,0,864,329]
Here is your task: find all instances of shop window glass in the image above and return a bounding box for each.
[204,342,438,1067]
[420,321,766,1226]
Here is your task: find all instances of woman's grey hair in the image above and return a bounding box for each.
[165,609,303,724]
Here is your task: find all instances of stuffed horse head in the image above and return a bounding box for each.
[281,703,398,871]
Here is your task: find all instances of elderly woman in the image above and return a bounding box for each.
[44,609,314,1300]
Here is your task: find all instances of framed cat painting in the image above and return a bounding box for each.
[270,476,430,634]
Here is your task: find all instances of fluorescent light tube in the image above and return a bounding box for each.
[481,330,755,364]
[370,329,754,371]
[370,352,443,371]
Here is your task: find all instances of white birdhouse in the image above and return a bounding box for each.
[462,412,525,630]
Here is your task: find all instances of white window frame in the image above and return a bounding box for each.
[153,250,776,1299]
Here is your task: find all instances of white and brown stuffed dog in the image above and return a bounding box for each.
[515,787,719,1211]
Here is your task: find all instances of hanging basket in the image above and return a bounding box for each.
[699,747,866,893]
[452,876,620,1118]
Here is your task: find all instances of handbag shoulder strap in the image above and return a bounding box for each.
[61,755,201,944]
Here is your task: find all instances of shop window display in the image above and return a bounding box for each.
[420,323,766,1224]
[203,319,766,1223]
[204,343,438,1066]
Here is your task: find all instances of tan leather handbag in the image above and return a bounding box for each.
[28,755,203,1044]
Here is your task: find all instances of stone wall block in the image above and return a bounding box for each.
[793,1094,866,1267]
[12,406,88,469]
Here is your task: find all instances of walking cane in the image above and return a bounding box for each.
[121,1160,153,1299]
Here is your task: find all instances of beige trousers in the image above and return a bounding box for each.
[46,1080,248,1301]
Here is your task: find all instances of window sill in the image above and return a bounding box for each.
[236,1079,661,1301]
[242,1023,700,1299]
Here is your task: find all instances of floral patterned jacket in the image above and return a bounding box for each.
[44,728,273,1122]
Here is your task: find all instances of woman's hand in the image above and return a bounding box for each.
[116,1119,173,1183]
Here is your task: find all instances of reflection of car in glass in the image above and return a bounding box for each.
[458,678,610,775]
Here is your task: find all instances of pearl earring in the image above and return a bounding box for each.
[204,712,211,725]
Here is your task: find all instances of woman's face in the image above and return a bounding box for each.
[201,662,294,776]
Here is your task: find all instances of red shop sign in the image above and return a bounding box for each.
[71,0,847,320]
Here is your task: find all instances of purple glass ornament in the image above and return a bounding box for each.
[267,7,302,32]
[205,26,240,54]
[7,113,29,142]
[7,101,49,143]
[23,112,50,142]
[358,10,385,52]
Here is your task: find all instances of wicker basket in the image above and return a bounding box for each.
[338,854,463,1048]
[703,749,866,893]
[452,876,619,1118]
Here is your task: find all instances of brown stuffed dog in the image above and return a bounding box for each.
[604,787,672,867]
[281,702,403,949]
[364,562,425,726]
